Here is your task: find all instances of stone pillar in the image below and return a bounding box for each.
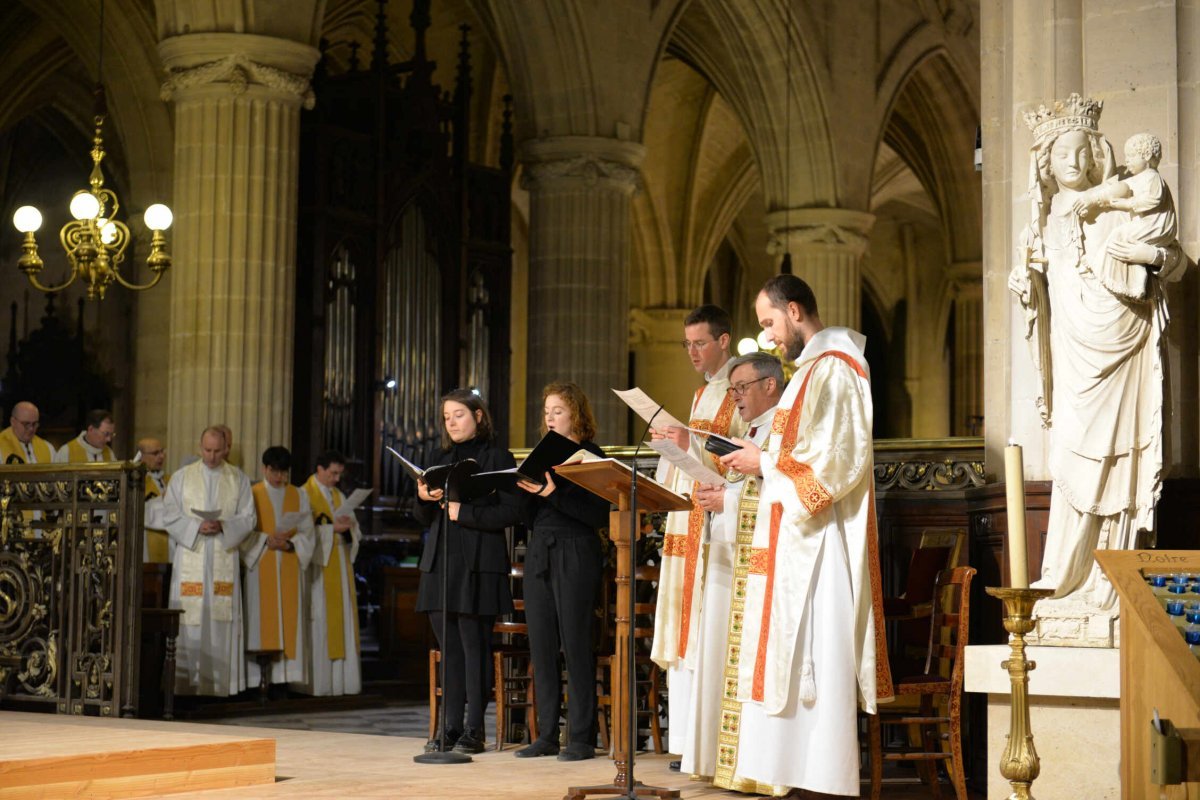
[629,308,701,439]
[949,262,983,437]
[764,208,874,330]
[158,34,318,471]
[520,136,644,444]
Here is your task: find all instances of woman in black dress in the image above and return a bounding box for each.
[514,381,610,761]
[414,389,520,754]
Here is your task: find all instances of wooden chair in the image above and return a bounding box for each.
[884,530,965,677]
[867,565,975,800]
[595,562,665,754]
[494,562,538,750]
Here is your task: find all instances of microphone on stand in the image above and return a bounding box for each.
[624,404,664,794]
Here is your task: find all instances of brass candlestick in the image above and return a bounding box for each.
[985,587,1055,800]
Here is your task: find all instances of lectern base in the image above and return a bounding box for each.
[563,781,680,800]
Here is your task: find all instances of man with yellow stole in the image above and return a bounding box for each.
[685,352,784,787]
[302,450,362,696]
[719,275,892,795]
[139,437,172,563]
[0,401,53,464]
[649,304,746,761]
[53,408,117,462]
[162,427,256,696]
[243,446,315,688]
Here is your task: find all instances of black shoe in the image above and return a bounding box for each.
[424,729,462,753]
[452,727,486,754]
[515,738,560,758]
[668,759,681,771]
[557,744,595,762]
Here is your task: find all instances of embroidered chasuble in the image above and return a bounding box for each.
[0,428,53,464]
[162,460,255,696]
[244,482,315,686]
[144,471,172,563]
[303,474,363,696]
[731,327,893,796]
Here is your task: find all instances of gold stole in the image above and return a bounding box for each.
[304,476,360,660]
[0,429,53,464]
[66,437,114,462]
[712,474,787,797]
[252,482,302,658]
[145,475,171,563]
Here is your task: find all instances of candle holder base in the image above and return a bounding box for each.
[986,586,1055,800]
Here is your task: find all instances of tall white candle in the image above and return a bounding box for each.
[1004,441,1030,589]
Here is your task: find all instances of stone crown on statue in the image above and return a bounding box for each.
[1023,92,1104,144]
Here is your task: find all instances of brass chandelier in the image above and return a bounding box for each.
[10,0,172,301]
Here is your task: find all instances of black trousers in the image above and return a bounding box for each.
[523,530,602,747]
[429,611,495,735]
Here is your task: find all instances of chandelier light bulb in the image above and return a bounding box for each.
[99,220,118,245]
[144,203,173,231]
[756,329,774,349]
[737,337,758,356]
[69,191,101,221]
[12,205,42,233]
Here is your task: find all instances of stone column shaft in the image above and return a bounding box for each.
[951,267,983,436]
[521,137,644,444]
[765,208,874,330]
[159,33,318,470]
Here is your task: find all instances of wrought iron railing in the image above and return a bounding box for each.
[0,462,144,716]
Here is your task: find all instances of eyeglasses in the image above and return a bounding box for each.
[680,339,715,352]
[726,377,769,397]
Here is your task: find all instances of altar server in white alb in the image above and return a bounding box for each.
[720,274,893,796]
[162,426,256,696]
[649,304,745,759]
[303,450,362,696]
[243,446,316,689]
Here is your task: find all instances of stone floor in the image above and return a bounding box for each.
[200,700,985,798]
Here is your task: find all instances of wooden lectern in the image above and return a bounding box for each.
[554,459,690,800]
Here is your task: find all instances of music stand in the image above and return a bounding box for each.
[554,459,689,800]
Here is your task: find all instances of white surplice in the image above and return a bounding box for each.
[243,483,316,687]
[303,476,363,696]
[680,407,774,779]
[162,460,256,697]
[652,358,745,754]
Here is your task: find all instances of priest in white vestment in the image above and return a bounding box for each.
[720,275,893,795]
[162,427,256,697]
[302,451,362,696]
[243,446,316,688]
[684,352,784,784]
[649,305,746,759]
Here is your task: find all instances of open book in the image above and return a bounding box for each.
[469,430,589,493]
[385,446,464,492]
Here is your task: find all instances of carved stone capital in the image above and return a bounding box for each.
[628,307,691,347]
[519,136,645,194]
[947,260,983,292]
[765,207,875,259]
[159,33,320,109]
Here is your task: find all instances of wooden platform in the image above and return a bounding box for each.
[0,712,275,799]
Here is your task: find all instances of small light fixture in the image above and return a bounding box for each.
[756,330,774,350]
[736,337,758,356]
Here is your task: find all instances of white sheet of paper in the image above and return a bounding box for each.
[612,387,688,432]
[648,439,724,486]
[333,487,373,519]
[190,508,222,521]
[277,511,309,532]
[132,450,142,464]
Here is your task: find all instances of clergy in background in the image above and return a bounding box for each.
[243,446,315,689]
[162,426,256,696]
[54,408,117,462]
[720,275,892,795]
[302,450,362,696]
[684,352,784,788]
[0,401,53,464]
[139,436,171,563]
[649,304,745,762]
